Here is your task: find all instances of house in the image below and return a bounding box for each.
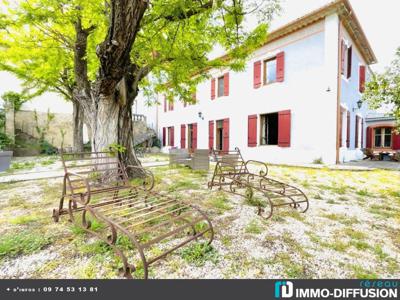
[365,113,400,156]
[156,0,393,165]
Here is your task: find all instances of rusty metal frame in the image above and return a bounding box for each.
[208,147,309,219]
[53,151,214,279]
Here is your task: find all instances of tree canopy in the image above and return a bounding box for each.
[363,47,400,129]
[0,0,280,104]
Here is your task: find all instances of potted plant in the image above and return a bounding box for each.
[0,131,13,172]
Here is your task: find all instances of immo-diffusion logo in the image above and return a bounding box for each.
[275,281,294,298]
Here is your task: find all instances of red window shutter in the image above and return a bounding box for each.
[276,51,285,82]
[366,126,372,148]
[359,65,366,93]
[192,123,198,150]
[224,73,229,96]
[222,118,230,152]
[162,127,166,146]
[208,121,214,151]
[346,111,350,148]
[341,40,346,75]
[355,115,359,148]
[170,127,175,146]
[211,78,216,100]
[180,125,186,148]
[248,115,257,147]
[253,61,261,88]
[278,110,291,147]
[163,97,167,112]
[392,130,400,150]
[361,118,364,148]
[347,46,352,78]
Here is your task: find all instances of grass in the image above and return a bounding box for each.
[245,219,263,234]
[350,265,378,279]
[10,215,40,225]
[167,180,201,192]
[180,242,219,267]
[206,192,232,213]
[10,161,36,170]
[0,231,52,260]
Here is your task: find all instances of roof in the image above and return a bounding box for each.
[216,0,377,66]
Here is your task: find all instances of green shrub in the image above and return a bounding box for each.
[180,242,218,266]
[0,231,52,259]
[0,131,12,150]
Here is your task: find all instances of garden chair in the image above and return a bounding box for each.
[208,147,309,219]
[53,151,214,279]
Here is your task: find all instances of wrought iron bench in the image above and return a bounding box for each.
[53,151,214,279]
[208,148,309,220]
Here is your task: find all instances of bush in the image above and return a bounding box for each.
[0,131,12,150]
[39,140,57,155]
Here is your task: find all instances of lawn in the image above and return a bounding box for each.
[0,158,399,279]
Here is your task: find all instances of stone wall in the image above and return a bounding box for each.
[4,102,15,143]
[15,110,73,148]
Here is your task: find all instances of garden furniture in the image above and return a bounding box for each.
[208,148,309,219]
[53,151,214,279]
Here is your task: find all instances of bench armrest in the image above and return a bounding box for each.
[65,171,92,205]
[245,160,268,177]
[125,165,155,191]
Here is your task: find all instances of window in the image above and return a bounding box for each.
[346,46,352,78]
[217,76,224,97]
[341,41,352,79]
[260,113,279,145]
[188,124,193,149]
[216,120,224,151]
[374,128,392,148]
[263,57,277,84]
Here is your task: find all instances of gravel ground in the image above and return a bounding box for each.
[0,156,399,279]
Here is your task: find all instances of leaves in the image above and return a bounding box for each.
[363,47,400,129]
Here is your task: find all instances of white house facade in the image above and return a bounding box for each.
[157,0,377,165]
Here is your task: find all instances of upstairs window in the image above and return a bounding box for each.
[217,76,225,97]
[374,128,392,148]
[341,41,352,79]
[264,57,277,84]
[260,113,279,145]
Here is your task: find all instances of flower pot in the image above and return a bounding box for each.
[0,151,13,172]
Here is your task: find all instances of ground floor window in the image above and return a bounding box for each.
[374,127,391,148]
[167,126,174,146]
[260,113,278,145]
[188,124,193,149]
[216,120,224,151]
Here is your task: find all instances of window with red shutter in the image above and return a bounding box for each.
[346,111,350,148]
[222,118,229,152]
[211,78,216,100]
[248,115,257,147]
[180,125,186,148]
[162,127,166,146]
[339,108,345,147]
[224,73,229,96]
[209,121,214,151]
[359,65,366,93]
[341,40,346,75]
[253,61,261,89]
[276,51,285,82]
[355,115,359,148]
[278,110,291,147]
[347,46,352,78]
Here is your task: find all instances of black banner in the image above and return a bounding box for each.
[0,279,399,300]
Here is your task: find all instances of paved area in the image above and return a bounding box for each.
[0,161,169,183]
[341,160,400,171]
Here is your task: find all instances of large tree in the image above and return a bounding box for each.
[364,47,400,130]
[1,0,280,172]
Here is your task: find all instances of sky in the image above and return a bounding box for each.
[1,0,400,110]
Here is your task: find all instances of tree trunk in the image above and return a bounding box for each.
[72,100,84,152]
[90,91,142,176]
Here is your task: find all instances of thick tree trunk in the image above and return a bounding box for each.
[72,100,84,152]
[90,91,142,176]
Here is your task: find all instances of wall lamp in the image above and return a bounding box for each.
[198,111,204,120]
[353,99,363,112]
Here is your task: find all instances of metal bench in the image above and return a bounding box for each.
[208,148,309,220]
[53,151,214,279]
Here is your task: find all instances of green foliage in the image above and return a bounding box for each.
[0,131,12,150]
[363,47,400,129]
[108,143,126,154]
[0,231,52,259]
[11,161,36,170]
[245,220,263,234]
[312,157,323,164]
[1,91,26,112]
[180,242,219,267]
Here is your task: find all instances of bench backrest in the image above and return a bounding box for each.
[61,151,129,196]
[211,148,248,175]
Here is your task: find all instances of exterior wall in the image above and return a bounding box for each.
[159,20,342,164]
[15,110,74,148]
[338,24,371,162]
